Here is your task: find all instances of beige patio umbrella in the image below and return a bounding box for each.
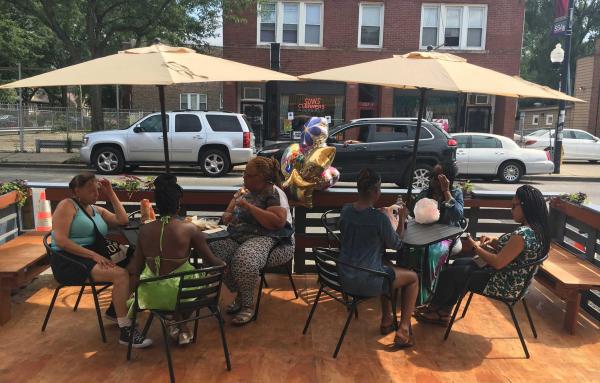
[301,51,584,200]
[0,42,297,172]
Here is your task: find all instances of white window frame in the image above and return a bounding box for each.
[532,115,539,126]
[358,2,384,48]
[256,2,324,47]
[243,87,262,100]
[545,114,554,125]
[180,93,207,111]
[420,4,487,51]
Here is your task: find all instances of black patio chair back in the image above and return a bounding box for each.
[444,252,549,359]
[41,233,112,343]
[321,210,342,247]
[127,264,230,383]
[302,247,397,358]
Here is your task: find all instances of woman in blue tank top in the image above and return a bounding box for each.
[51,172,152,348]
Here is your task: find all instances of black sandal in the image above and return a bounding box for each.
[393,331,415,349]
[414,307,451,326]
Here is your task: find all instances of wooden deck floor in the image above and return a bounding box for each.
[0,274,599,383]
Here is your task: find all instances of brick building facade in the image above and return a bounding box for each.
[223,0,526,144]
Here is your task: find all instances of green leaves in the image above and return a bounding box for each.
[0,179,29,207]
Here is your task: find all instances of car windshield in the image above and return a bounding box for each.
[527,130,550,137]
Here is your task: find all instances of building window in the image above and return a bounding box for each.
[532,115,539,125]
[420,4,487,50]
[243,87,262,100]
[180,93,207,111]
[546,114,554,125]
[358,3,384,48]
[257,2,323,46]
[259,2,277,42]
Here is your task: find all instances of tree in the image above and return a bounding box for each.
[521,0,600,106]
[2,0,256,130]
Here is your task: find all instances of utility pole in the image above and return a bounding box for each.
[18,63,24,152]
[553,0,574,174]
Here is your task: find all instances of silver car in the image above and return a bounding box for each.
[453,133,554,183]
[522,128,600,162]
[80,111,255,176]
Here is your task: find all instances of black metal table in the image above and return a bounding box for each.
[400,220,465,305]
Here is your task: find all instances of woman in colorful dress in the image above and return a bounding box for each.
[414,184,550,325]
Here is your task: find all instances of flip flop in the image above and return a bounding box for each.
[414,308,451,326]
[393,331,415,349]
[231,307,255,326]
[226,300,242,315]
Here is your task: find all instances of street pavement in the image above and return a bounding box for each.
[1,163,599,204]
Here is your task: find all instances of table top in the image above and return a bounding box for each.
[121,222,229,245]
[402,220,464,247]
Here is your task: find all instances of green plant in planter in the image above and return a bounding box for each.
[459,180,473,195]
[0,179,29,207]
[111,175,156,199]
[558,192,587,205]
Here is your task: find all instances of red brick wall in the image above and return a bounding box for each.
[224,0,525,135]
[131,83,222,112]
[346,83,359,120]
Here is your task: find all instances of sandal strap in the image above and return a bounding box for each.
[232,307,255,323]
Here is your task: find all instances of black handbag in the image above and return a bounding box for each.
[72,198,129,266]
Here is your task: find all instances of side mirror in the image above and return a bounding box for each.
[133,126,143,133]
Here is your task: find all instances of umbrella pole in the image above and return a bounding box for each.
[157,85,170,173]
[405,88,428,208]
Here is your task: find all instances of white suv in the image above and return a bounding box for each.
[80,111,255,176]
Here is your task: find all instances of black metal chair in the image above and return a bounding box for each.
[41,233,112,342]
[321,210,342,247]
[127,265,230,382]
[302,247,398,358]
[443,252,549,358]
[254,237,298,321]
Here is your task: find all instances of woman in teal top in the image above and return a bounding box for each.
[51,172,152,348]
[128,174,224,345]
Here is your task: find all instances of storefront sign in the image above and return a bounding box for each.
[297,97,326,111]
[288,112,294,120]
[292,131,302,140]
[432,119,449,132]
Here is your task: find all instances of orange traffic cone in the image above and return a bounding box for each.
[36,190,52,232]
[573,241,585,253]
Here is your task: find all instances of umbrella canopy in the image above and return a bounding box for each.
[1,43,297,87]
[301,51,584,203]
[300,51,583,102]
[1,43,297,172]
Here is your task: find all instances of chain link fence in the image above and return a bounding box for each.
[0,104,149,152]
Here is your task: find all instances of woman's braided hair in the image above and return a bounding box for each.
[357,168,381,197]
[153,173,183,216]
[251,156,282,187]
[515,184,550,256]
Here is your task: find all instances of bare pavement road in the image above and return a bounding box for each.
[1,165,599,204]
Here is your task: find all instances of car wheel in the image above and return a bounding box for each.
[93,146,125,175]
[410,164,433,190]
[498,161,523,183]
[200,149,230,177]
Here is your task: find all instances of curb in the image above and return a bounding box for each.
[522,175,600,182]
[0,162,86,169]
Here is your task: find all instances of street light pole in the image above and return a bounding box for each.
[552,0,574,174]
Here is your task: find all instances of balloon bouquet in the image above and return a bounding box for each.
[281,117,340,208]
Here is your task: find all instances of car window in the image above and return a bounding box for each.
[454,135,469,148]
[206,115,243,132]
[573,130,594,140]
[408,125,434,140]
[528,130,549,137]
[471,135,501,148]
[562,130,575,139]
[370,124,412,142]
[138,115,168,133]
[175,114,202,133]
[334,124,370,142]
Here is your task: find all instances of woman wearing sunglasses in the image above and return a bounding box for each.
[414,185,550,325]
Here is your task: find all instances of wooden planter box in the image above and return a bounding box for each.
[0,191,19,210]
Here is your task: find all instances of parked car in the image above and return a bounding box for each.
[258,118,457,189]
[80,111,255,176]
[452,133,554,183]
[0,114,18,128]
[522,128,600,162]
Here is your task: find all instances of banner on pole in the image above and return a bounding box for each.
[551,0,569,36]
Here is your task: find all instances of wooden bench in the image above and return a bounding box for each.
[35,139,82,153]
[535,242,600,334]
[0,231,49,325]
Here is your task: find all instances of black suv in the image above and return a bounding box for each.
[258,118,457,188]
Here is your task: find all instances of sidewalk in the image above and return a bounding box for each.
[0,151,598,181]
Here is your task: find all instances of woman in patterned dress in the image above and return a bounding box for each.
[414,185,550,325]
